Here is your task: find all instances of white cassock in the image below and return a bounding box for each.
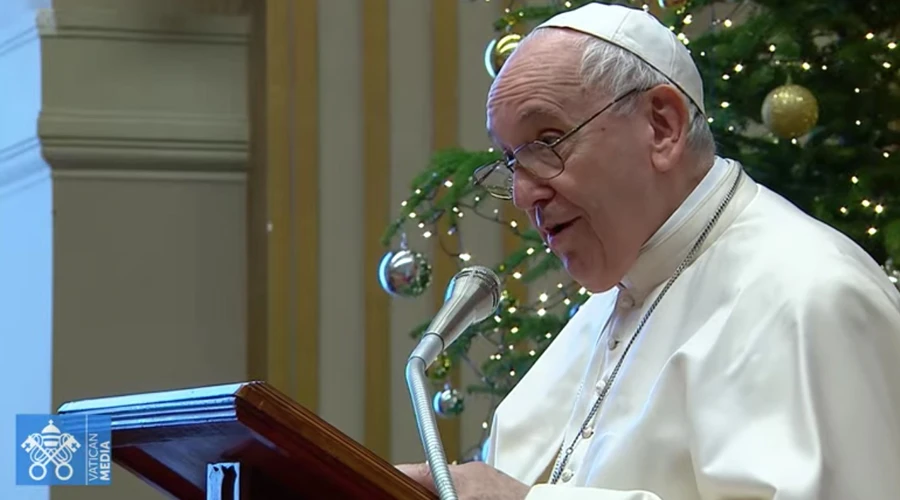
[484,155,900,499]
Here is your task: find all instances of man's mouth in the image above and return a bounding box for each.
[546,219,577,238]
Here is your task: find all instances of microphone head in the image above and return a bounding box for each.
[410,265,502,367]
[443,266,502,324]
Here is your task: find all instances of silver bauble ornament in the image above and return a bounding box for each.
[433,386,465,418]
[378,247,432,298]
[484,32,522,78]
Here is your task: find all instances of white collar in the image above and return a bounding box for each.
[618,156,749,304]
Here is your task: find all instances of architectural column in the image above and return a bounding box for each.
[0,1,249,499]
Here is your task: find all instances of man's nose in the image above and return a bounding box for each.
[512,170,554,211]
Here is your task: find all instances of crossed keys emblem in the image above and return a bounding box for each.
[20,419,81,481]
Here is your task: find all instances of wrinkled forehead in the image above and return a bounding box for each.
[486,30,588,149]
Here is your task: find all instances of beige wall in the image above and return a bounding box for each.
[0,0,510,499]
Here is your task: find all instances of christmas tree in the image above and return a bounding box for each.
[378,0,900,460]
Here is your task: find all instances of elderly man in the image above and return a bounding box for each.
[399,3,900,499]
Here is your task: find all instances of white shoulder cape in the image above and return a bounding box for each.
[485,159,900,500]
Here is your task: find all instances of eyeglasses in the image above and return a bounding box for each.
[472,88,643,200]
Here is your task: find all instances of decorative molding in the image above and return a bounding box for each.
[39,109,247,172]
[36,7,248,45]
[52,169,245,184]
[0,5,250,175]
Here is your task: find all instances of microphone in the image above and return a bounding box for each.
[406,266,501,500]
[408,266,502,369]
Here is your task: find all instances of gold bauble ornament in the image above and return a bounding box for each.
[761,84,819,139]
[484,32,522,78]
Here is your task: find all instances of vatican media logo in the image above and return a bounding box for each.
[16,414,112,486]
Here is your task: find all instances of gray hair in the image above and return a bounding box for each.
[525,29,716,158]
[578,35,716,158]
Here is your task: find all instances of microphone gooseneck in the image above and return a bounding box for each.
[405,266,501,500]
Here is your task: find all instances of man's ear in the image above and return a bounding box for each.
[646,84,690,173]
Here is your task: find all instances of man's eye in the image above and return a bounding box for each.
[537,135,560,144]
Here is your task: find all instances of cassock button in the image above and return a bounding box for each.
[617,293,635,309]
[607,336,619,350]
[561,469,574,483]
[595,377,607,395]
[581,427,594,439]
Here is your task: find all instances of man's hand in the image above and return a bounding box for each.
[396,461,530,500]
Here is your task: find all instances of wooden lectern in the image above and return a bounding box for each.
[57,381,437,499]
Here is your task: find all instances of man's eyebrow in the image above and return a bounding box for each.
[487,106,564,149]
[517,106,560,122]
